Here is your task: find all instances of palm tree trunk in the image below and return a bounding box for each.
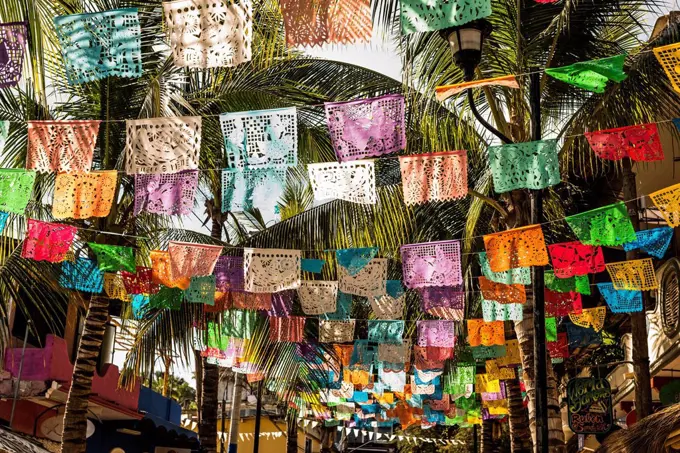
[514,299,565,452]
[482,419,494,453]
[621,160,653,419]
[227,372,244,453]
[198,208,224,452]
[287,415,298,453]
[320,427,334,453]
[199,357,219,453]
[59,297,109,453]
[506,377,532,453]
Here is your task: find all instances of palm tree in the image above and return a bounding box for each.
[0,0,408,450]
[242,0,679,451]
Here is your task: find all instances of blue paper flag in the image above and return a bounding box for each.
[60,258,103,293]
[367,320,404,344]
[322,291,352,320]
[0,211,9,232]
[566,323,602,349]
[597,283,643,313]
[301,258,325,273]
[336,247,378,276]
[386,280,405,298]
[623,227,673,259]
[131,294,150,319]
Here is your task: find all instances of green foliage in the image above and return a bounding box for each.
[151,371,197,411]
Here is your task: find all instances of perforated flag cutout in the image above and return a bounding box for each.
[478,277,526,304]
[325,94,406,162]
[399,151,468,205]
[400,240,462,288]
[126,117,202,174]
[60,258,104,293]
[488,139,560,193]
[308,160,377,205]
[221,167,286,217]
[435,76,519,102]
[606,258,658,291]
[565,202,636,246]
[278,0,372,46]
[0,22,27,89]
[569,307,606,332]
[134,170,198,215]
[298,280,338,315]
[467,319,505,347]
[650,183,680,228]
[482,224,549,273]
[22,219,76,263]
[168,241,223,280]
[54,8,142,84]
[545,54,627,93]
[163,0,252,68]
[244,248,301,293]
[0,169,36,214]
[27,120,100,173]
[53,171,117,219]
[585,124,663,162]
[654,42,680,94]
[400,0,492,35]
[548,241,605,278]
[597,283,642,314]
[220,108,297,169]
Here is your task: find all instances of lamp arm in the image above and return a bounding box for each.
[467,88,513,144]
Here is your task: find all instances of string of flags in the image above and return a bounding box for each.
[2,0,680,440]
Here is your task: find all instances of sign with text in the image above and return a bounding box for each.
[567,377,613,434]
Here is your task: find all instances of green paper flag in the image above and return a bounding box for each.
[545,271,591,295]
[0,169,36,214]
[88,243,136,273]
[185,275,216,305]
[223,309,258,339]
[546,317,557,342]
[545,54,628,93]
[565,202,636,247]
[207,321,230,350]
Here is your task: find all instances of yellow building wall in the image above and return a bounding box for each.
[215,417,321,453]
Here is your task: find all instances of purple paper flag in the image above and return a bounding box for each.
[417,320,456,348]
[0,22,27,89]
[269,290,295,317]
[401,240,462,289]
[418,285,465,311]
[213,256,245,293]
[325,94,406,162]
[134,170,198,215]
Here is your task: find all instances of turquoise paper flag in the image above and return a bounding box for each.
[488,139,560,193]
[336,247,378,276]
[301,258,325,273]
[400,0,492,35]
[54,8,142,85]
[60,258,103,293]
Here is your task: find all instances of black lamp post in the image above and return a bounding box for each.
[440,21,513,145]
[440,23,549,453]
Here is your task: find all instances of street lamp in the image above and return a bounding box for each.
[440,20,493,82]
[440,20,549,453]
[439,20,512,145]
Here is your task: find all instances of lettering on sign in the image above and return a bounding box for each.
[567,377,613,435]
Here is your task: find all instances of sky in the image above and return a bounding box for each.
[115,1,676,389]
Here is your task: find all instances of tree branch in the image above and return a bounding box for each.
[468,189,509,219]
